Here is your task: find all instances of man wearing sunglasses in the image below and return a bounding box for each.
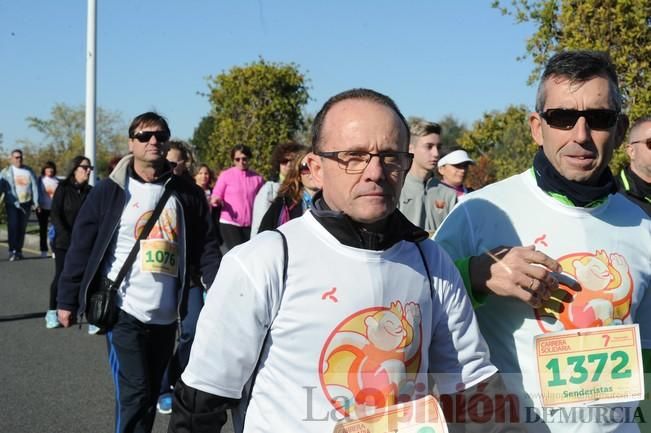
[616,116,651,216]
[170,89,518,433]
[0,148,39,261]
[435,51,651,432]
[56,112,221,433]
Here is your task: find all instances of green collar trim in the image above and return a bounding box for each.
[620,170,631,191]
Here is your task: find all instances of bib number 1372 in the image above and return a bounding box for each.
[545,350,631,387]
[534,324,643,407]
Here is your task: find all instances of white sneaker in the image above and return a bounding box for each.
[88,324,101,335]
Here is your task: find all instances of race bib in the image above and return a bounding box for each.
[140,239,178,277]
[333,395,448,433]
[535,324,644,407]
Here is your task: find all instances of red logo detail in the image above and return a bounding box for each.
[534,234,548,247]
[434,200,445,209]
[322,287,338,303]
[602,335,610,347]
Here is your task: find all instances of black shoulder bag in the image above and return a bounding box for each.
[86,180,174,333]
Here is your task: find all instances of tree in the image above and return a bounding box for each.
[190,115,217,166]
[20,103,128,176]
[459,105,538,187]
[492,0,651,171]
[204,59,310,177]
[438,115,467,150]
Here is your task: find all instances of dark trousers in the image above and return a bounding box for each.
[106,310,176,433]
[36,208,50,252]
[6,203,31,254]
[49,247,67,310]
[219,223,250,251]
[159,286,204,395]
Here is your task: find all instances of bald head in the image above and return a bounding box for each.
[626,117,651,182]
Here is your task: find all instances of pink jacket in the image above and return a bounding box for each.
[211,167,264,227]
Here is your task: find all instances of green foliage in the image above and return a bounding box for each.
[19,103,128,177]
[190,115,217,167]
[204,59,310,178]
[493,0,651,173]
[438,115,468,149]
[459,105,538,185]
[292,111,314,148]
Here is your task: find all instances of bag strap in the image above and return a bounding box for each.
[111,177,175,288]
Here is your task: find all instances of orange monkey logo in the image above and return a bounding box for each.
[319,301,424,418]
[536,250,633,333]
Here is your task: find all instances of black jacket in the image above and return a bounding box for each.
[258,195,304,232]
[615,166,651,216]
[50,178,92,250]
[56,155,222,321]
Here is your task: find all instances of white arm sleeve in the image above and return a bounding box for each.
[427,246,497,393]
[182,233,285,398]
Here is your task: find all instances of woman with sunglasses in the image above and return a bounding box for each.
[210,144,264,250]
[258,149,321,232]
[45,156,93,329]
[251,141,306,236]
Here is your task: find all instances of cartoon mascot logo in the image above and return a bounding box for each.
[536,250,633,333]
[134,208,177,240]
[319,301,424,418]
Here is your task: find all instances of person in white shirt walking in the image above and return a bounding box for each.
[435,50,651,433]
[0,149,39,261]
[169,89,517,433]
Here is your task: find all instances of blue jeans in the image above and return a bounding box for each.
[159,285,205,395]
[6,202,31,254]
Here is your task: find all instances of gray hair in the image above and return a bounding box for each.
[535,50,623,113]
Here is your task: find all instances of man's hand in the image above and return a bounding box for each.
[57,309,75,328]
[469,245,562,307]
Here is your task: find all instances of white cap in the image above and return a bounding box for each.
[437,149,475,168]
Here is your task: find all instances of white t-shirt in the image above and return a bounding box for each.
[38,176,59,209]
[434,170,651,433]
[103,177,184,324]
[12,166,33,203]
[250,181,279,236]
[183,211,496,433]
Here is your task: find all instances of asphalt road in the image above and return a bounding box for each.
[0,243,235,433]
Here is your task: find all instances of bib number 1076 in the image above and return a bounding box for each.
[546,350,631,387]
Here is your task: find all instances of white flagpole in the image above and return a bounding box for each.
[85,0,97,185]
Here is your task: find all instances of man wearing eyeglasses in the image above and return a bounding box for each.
[169,89,515,433]
[435,51,651,432]
[56,112,221,433]
[0,148,39,261]
[616,116,651,216]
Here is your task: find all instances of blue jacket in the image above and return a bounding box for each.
[0,164,39,208]
[56,155,222,321]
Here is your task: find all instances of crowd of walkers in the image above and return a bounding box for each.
[1,49,650,433]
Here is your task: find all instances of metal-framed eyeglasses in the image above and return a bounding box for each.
[316,150,413,174]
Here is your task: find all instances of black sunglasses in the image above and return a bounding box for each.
[539,109,619,131]
[131,131,170,143]
[78,165,94,171]
[234,157,249,162]
[630,137,651,150]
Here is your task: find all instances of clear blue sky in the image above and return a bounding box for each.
[0,0,538,148]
